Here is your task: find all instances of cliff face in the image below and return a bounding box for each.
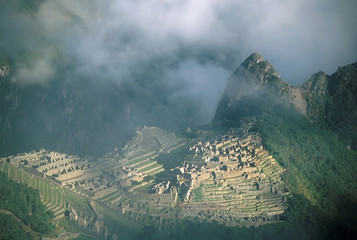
[0,65,21,150]
[0,65,185,157]
[215,53,283,114]
[215,53,303,120]
[214,53,357,149]
[322,63,357,148]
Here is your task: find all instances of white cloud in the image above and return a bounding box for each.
[17,57,54,84]
[2,0,357,123]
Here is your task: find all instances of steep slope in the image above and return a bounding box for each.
[303,63,357,149]
[213,53,357,239]
[214,53,285,120]
[0,66,186,157]
[215,53,308,121]
[215,54,357,151]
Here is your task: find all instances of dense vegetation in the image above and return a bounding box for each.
[0,213,33,240]
[255,103,357,239]
[307,63,357,150]
[0,171,54,235]
[138,219,308,240]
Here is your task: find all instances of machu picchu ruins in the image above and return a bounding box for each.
[0,124,289,235]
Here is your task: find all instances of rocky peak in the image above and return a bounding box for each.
[302,71,328,95]
[240,53,281,85]
[214,53,288,119]
[241,53,264,68]
[328,62,357,95]
[0,65,10,77]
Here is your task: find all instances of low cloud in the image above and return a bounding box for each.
[17,58,54,84]
[1,0,356,123]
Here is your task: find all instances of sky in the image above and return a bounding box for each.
[1,0,357,123]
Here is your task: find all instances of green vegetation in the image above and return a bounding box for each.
[0,171,54,234]
[1,162,96,218]
[254,103,357,239]
[192,186,204,201]
[307,63,357,150]
[0,213,34,240]
[75,234,95,240]
[138,219,308,240]
[57,217,96,239]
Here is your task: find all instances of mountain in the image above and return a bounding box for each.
[214,53,308,121]
[1,52,356,239]
[0,66,187,157]
[303,63,357,149]
[213,53,357,239]
[215,53,357,149]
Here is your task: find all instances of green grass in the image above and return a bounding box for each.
[192,186,204,201]
[23,172,29,185]
[141,163,161,173]
[103,192,122,204]
[127,153,156,165]
[43,182,50,203]
[97,191,118,202]
[58,217,92,236]
[133,160,153,168]
[127,151,151,161]
[145,167,164,176]
[17,168,23,182]
[8,164,16,179]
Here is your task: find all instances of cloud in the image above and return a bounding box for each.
[165,59,230,125]
[17,57,55,84]
[1,0,356,123]
[51,0,356,83]
[231,0,357,83]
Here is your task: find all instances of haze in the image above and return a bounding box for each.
[1,0,356,123]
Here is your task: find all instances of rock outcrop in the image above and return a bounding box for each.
[214,53,308,120]
[215,53,285,118]
[215,53,357,149]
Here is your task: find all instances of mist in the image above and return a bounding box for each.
[1,0,356,126]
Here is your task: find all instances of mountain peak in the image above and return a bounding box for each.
[214,53,286,120]
[239,53,281,81]
[241,53,264,66]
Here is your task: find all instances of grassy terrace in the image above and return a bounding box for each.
[136,160,156,170]
[145,166,164,176]
[97,191,118,202]
[113,151,165,184]
[1,162,95,219]
[128,151,156,161]
[127,152,157,165]
[131,159,151,168]
[104,192,123,205]
[141,163,162,173]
